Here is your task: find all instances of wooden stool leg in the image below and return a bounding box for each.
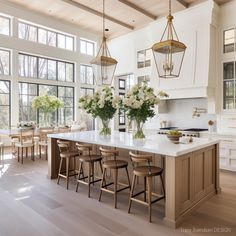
[66,158,70,190]
[26,148,28,159]
[21,148,23,164]
[91,162,95,186]
[144,177,147,202]
[99,168,106,202]
[160,174,165,197]
[128,175,136,213]
[17,148,20,162]
[147,176,152,222]
[114,168,118,208]
[76,162,82,192]
[46,146,48,160]
[125,166,131,190]
[39,145,41,159]
[88,162,91,198]
[57,157,63,185]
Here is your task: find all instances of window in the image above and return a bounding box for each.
[58,87,74,125]
[80,65,94,85]
[18,22,37,42]
[19,83,37,122]
[137,49,152,68]
[0,80,10,128]
[118,74,135,91]
[19,82,74,125]
[80,39,95,56]
[18,21,74,51]
[119,79,126,90]
[138,75,150,86]
[19,53,74,82]
[224,29,235,53]
[223,62,235,109]
[80,87,94,96]
[0,49,10,75]
[0,15,10,36]
[118,93,125,125]
[19,54,37,78]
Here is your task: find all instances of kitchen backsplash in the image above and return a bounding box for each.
[145,98,216,129]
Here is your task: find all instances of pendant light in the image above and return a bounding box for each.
[152,0,186,78]
[90,0,117,86]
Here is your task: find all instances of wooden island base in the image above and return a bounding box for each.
[47,131,220,228]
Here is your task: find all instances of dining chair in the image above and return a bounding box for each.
[38,127,55,160]
[15,128,35,164]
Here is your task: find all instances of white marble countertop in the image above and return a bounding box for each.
[48,131,219,157]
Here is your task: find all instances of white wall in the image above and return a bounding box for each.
[109,0,218,99]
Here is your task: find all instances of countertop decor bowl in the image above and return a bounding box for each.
[167,134,182,143]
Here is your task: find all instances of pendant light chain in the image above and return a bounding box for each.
[169,0,171,16]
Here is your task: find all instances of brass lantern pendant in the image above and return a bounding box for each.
[90,0,117,86]
[152,0,186,79]
[90,36,117,86]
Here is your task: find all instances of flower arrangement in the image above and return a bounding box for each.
[78,86,121,135]
[17,121,36,129]
[123,83,168,139]
[32,94,64,126]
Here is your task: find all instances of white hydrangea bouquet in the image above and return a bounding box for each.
[123,83,168,139]
[78,86,121,135]
[32,94,64,127]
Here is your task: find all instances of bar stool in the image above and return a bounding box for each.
[57,140,79,189]
[75,143,103,198]
[99,147,131,208]
[128,151,165,222]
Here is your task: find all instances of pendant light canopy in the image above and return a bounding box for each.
[152,0,186,79]
[90,0,117,86]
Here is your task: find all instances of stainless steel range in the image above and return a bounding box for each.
[157,127,208,137]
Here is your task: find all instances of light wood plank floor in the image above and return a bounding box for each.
[0,151,236,236]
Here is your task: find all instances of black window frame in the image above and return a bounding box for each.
[0,80,11,128]
[18,53,75,82]
[19,82,75,125]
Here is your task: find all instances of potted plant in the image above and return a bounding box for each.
[32,94,64,127]
[123,83,168,139]
[78,86,121,136]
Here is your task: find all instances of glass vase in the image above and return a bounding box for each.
[43,112,50,127]
[134,119,145,139]
[100,118,111,136]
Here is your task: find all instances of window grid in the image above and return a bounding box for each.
[19,53,74,82]
[0,80,11,128]
[19,82,74,125]
[137,49,152,69]
[80,64,94,85]
[80,39,95,56]
[18,21,75,51]
[0,15,10,36]
[0,48,10,76]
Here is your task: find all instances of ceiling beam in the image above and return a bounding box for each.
[118,0,157,20]
[175,0,188,8]
[61,0,134,30]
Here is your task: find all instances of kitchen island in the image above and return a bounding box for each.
[48,131,220,228]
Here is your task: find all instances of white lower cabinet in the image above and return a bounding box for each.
[200,132,236,172]
[219,140,236,171]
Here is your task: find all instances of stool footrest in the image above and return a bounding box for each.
[77,178,102,186]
